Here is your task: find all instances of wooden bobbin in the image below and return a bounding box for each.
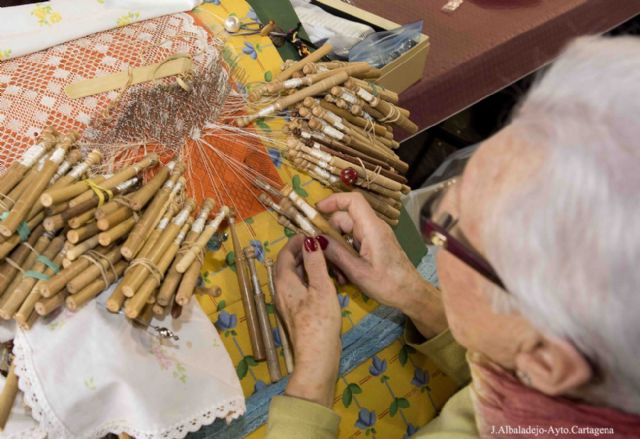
[128,161,175,210]
[0,127,58,197]
[66,222,99,244]
[0,233,64,320]
[157,198,215,306]
[66,246,121,293]
[98,217,136,247]
[97,205,132,231]
[121,199,195,297]
[0,364,19,430]
[236,71,349,127]
[15,244,67,325]
[245,246,281,383]
[276,42,332,82]
[175,206,228,273]
[282,185,358,256]
[66,260,127,311]
[264,258,294,374]
[68,208,97,229]
[0,134,76,237]
[38,246,109,298]
[66,235,100,261]
[0,224,46,297]
[121,169,185,260]
[68,154,159,208]
[35,292,65,316]
[125,220,191,318]
[228,212,265,361]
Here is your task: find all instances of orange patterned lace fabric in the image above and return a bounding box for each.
[0,12,280,218]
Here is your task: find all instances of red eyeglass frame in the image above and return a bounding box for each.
[418,178,506,290]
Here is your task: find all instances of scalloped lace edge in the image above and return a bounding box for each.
[14,330,246,439]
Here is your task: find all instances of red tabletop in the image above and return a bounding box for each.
[351,0,640,136]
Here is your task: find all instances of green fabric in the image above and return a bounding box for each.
[267,395,341,439]
[266,328,478,438]
[245,0,309,61]
[404,325,471,387]
[394,206,428,267]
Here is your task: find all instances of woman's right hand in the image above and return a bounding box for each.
[317,192,448,338]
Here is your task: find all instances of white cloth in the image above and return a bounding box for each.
[10,284,244,439]
[0,374,46,439]
[0,0,203,60]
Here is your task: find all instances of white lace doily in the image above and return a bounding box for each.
[12,285,245,439]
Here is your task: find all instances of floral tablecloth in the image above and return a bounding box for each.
[188,2,460,437]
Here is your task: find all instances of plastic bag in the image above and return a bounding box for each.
[349,20,423,68]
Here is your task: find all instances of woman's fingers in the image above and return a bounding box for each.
[301,237,334,293]
[317,192,377,222]
[320,234,370,284]
[328,211,354,235]
[275,235,306,291]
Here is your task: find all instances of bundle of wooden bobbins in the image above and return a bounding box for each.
[0,127,228,332]
[237,44,416,226]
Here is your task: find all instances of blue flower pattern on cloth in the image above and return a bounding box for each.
[411,367,429,387]
[215,310,237,331]
[369,355,387,377]
[404,423,419,438]
[249,239,264,262]
[268,148,282,168]
[242,42,257,59]
[338,293,350,308]
[355,408,377,429]
[272,328,281,347]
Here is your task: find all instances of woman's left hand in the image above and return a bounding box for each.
[275,235,342,407]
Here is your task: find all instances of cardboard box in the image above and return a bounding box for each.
[313,0,429,94]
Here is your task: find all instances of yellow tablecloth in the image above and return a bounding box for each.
[190,2,458,437]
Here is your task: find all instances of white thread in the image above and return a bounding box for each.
[158,218,170,230]
[288,192,316,219]
[322,125,345,141]
[19,143,46,167]
[163,178,175,191]
[115,177,138,191]
[166,161,177,172]
[49,147,66,164]
[36,156,47,171]
[300,130,312,139]
[341,91,358,105]
[356,88,375,103]
[69,162,90,179]
[283,78,303,89]
[172,180,184,195]
[192,217,206,233]
[175,229,188,243]
[257,104,276,118]
[53,160,72,180]
[173,209,189,225]
[308,147,332,162]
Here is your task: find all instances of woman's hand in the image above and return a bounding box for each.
[275,235,342,407]
[317,192,448,338]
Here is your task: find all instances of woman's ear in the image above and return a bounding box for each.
[514,335,592,396]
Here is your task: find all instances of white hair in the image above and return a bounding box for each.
[484,36,640,413]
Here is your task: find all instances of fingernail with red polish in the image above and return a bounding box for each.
[317,235,329,250]
[304,237,318,252]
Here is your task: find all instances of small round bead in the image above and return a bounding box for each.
[224,15,241,33]
[340,167,358,186]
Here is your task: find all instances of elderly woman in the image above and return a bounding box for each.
[265,36,640,438]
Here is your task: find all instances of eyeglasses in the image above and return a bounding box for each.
[419,177,506,290]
